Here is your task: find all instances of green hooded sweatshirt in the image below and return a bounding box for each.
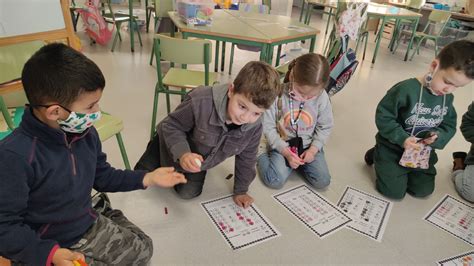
[375,78,457,153]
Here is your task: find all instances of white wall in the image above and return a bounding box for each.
[0,0,64,37]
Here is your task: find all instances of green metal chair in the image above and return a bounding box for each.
[0,41,131,169]
[101,0,143,52]
[387,0,425,50]
[150,34,217,139]
[0,41,43,139]
[149,0,179,65]
[392,9,451,60]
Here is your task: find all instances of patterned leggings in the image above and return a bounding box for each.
[70,209,153,266]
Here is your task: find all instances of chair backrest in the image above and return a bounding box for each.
[154,0,174,18]
[406,0,425,10]
[238,3,270,14]
[425,10,451,36]
[0,41,43,130]
[154,34,212,65]
[0,41,44,84]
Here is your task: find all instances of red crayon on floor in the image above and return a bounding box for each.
[164,207,168,215]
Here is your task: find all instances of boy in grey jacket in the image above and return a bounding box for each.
[136,61,280,208]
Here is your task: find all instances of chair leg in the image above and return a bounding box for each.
[146,9,151,33]
[363,33,368,60]
[392,31,402,54]
[116,22,123,41]
[214,41,220,72]
[111,26,120,52]
[229,43,235,75]
[410,37,422,61]
[115,133,131,170]
[150,84,160,140]
[165,86,171,114]
[136,20,143,47]
[221,42,226,72]
[149,45,154,65]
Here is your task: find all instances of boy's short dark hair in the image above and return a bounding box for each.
[21,43,105,107]
[437,40,474,79]
[233,61,280,109]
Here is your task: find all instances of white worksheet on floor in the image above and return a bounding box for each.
[437,250,474,265]
[201,195,281,250]
[336,186,393,242]
[273,184,351,238]
[424,194,473,246]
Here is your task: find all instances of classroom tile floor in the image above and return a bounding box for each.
[76,6,473,265]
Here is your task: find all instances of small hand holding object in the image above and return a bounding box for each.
[143,167,187,188]
[403,136,421,150]
[282,147,304,169]
[179,152,203,173]
[52,248,85,266]
[301,146,319,163]
[233,193,254,208]
[418,133,438,145]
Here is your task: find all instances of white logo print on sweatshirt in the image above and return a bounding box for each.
[405,103,448,128]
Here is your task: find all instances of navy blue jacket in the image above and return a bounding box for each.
[0,108,146,265]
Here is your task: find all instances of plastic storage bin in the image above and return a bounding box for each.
[176,0,214,25]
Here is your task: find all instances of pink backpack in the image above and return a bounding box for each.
[77,0,113,45]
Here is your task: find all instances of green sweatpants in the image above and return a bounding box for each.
[374,141,438,199]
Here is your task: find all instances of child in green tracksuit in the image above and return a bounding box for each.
[364,40,474,199]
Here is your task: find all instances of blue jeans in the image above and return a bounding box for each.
[453,165,474,203]
[257,149,331,189]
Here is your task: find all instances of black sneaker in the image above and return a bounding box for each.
[364,147,375,166]
[92,192,112,214]
[453,151,467,160]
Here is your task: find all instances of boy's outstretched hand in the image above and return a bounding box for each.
[143,167,187,188]
[233,193,254,208]
[52,248,85,266]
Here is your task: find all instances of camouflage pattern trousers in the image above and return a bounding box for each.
[70,209,153,266]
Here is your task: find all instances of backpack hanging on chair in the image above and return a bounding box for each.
[325,1,367,97]
[77,0,114,45]
[326,36,359,97]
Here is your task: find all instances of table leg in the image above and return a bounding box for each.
[259,44,268,62]
[129,0,134,52]
[372,16,386,64]
[266,45,274,65]
[404,17,419,61]
[309,36,316,53]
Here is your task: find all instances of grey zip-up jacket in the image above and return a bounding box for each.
[263,84,334,153]
[156,84,262,194]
